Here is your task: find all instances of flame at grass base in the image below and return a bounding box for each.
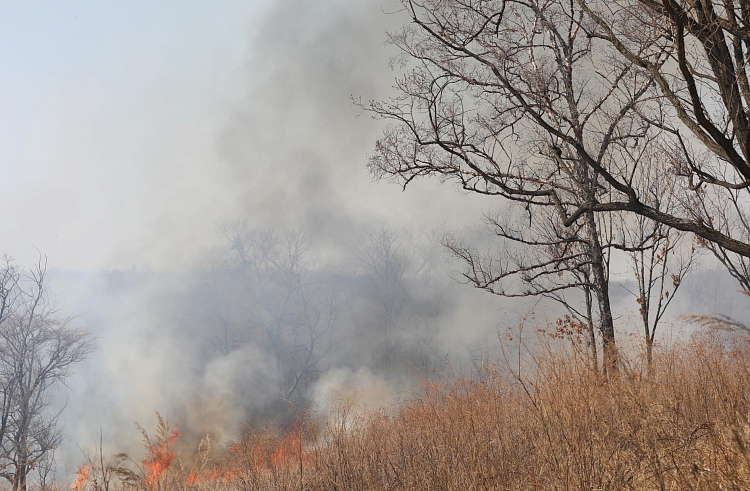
[144,427,181,486]
[184,424,307,487]
[250,423,305,471]
[71,465,91,491]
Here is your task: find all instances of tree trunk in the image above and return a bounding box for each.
[584,288,598,373]
[642,307,654,369]
[585,211,619,375]
[14,462,26,491]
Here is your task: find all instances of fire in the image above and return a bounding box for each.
[245,423,307,472]
[186,464,226,486]
[221,464,245,482]
[73,415,309,490]
[71,465,92,491]
[143,427,181,486]
[268,423,304,468]
[183,424,306,487]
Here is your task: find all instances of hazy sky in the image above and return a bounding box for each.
[1,0,490,271]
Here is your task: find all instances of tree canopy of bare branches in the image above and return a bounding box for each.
[0,256,92,491]
[364,0,654,370]
[363,0,750,369]
[575,0,750,294]
[356,227,448,374]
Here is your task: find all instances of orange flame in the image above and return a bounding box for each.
[143,428,181,486]
[251,423,305,471]
[185,471,200,487]
[71,465,92,491]
[184,424,306,486]
[186,465,224,486]
[221,464,244,482]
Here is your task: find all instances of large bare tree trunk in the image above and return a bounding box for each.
[14,462,26,491]
[585,211,619,374]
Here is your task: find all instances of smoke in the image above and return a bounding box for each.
[41,0,499,478]
[214,0,493,261]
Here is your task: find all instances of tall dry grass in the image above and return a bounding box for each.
[75,331,750,491]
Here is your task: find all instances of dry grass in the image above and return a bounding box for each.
[75,331,750,491]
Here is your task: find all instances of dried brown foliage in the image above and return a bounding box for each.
[75,332,750,490]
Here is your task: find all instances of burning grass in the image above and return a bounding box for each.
[73,331,750,490]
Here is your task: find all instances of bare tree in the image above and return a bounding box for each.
[362,0,750,374]
[627,221,694,365]
[355,227,446,374]
[401,254,454,378]
[444,207,614,372]
[362,0,669,371]
[575,0,750,285]
[0,256,92,491]
[356,227,413,371]
[615,159,696,365]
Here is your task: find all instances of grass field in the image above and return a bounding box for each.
[71,330,750,491]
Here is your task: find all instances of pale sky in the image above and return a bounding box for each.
[1,0,491,271]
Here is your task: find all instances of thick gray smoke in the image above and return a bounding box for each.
[214,0,493,259]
